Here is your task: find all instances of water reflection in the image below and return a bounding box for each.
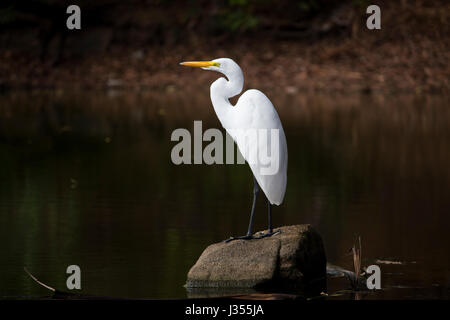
[0,90,449,299]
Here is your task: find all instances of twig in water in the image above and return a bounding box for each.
[24,267,56,292]
[350,236,364,290]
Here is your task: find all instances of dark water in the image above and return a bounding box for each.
[0,90,449,299]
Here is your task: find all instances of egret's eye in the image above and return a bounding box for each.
[213,62,220,67]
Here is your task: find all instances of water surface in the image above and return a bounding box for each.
[0,90,449,299]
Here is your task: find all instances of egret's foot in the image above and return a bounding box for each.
[224,234,254,243]
[253,229,282,239]
[224,229,281,243]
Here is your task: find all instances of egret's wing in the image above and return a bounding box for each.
[225,90,288,205]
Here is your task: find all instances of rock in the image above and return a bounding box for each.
[186,225,326,293]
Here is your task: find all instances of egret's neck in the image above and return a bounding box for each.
[210,67,244,128]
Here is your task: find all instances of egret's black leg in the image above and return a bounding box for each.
[246,176,259,236]
[225,177,281,242]
[268,200,272,234]
[225,176,259,242]
[252,200,281,239]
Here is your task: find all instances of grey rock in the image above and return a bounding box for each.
[186,225,326,291]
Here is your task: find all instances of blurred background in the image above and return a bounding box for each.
[0,0,449,299]
[1,0,448,92]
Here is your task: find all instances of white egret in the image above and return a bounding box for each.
[180,58,287,241]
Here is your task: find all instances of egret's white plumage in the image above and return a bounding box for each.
[180,58,287,239]
[187,58,288,205]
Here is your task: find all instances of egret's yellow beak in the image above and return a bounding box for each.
[179,61,220,67]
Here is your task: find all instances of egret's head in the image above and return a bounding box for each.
[180,58,240,77]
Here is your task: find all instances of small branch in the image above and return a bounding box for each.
[24,267,56,292]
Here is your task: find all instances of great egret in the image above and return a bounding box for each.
[180,58,287,241]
